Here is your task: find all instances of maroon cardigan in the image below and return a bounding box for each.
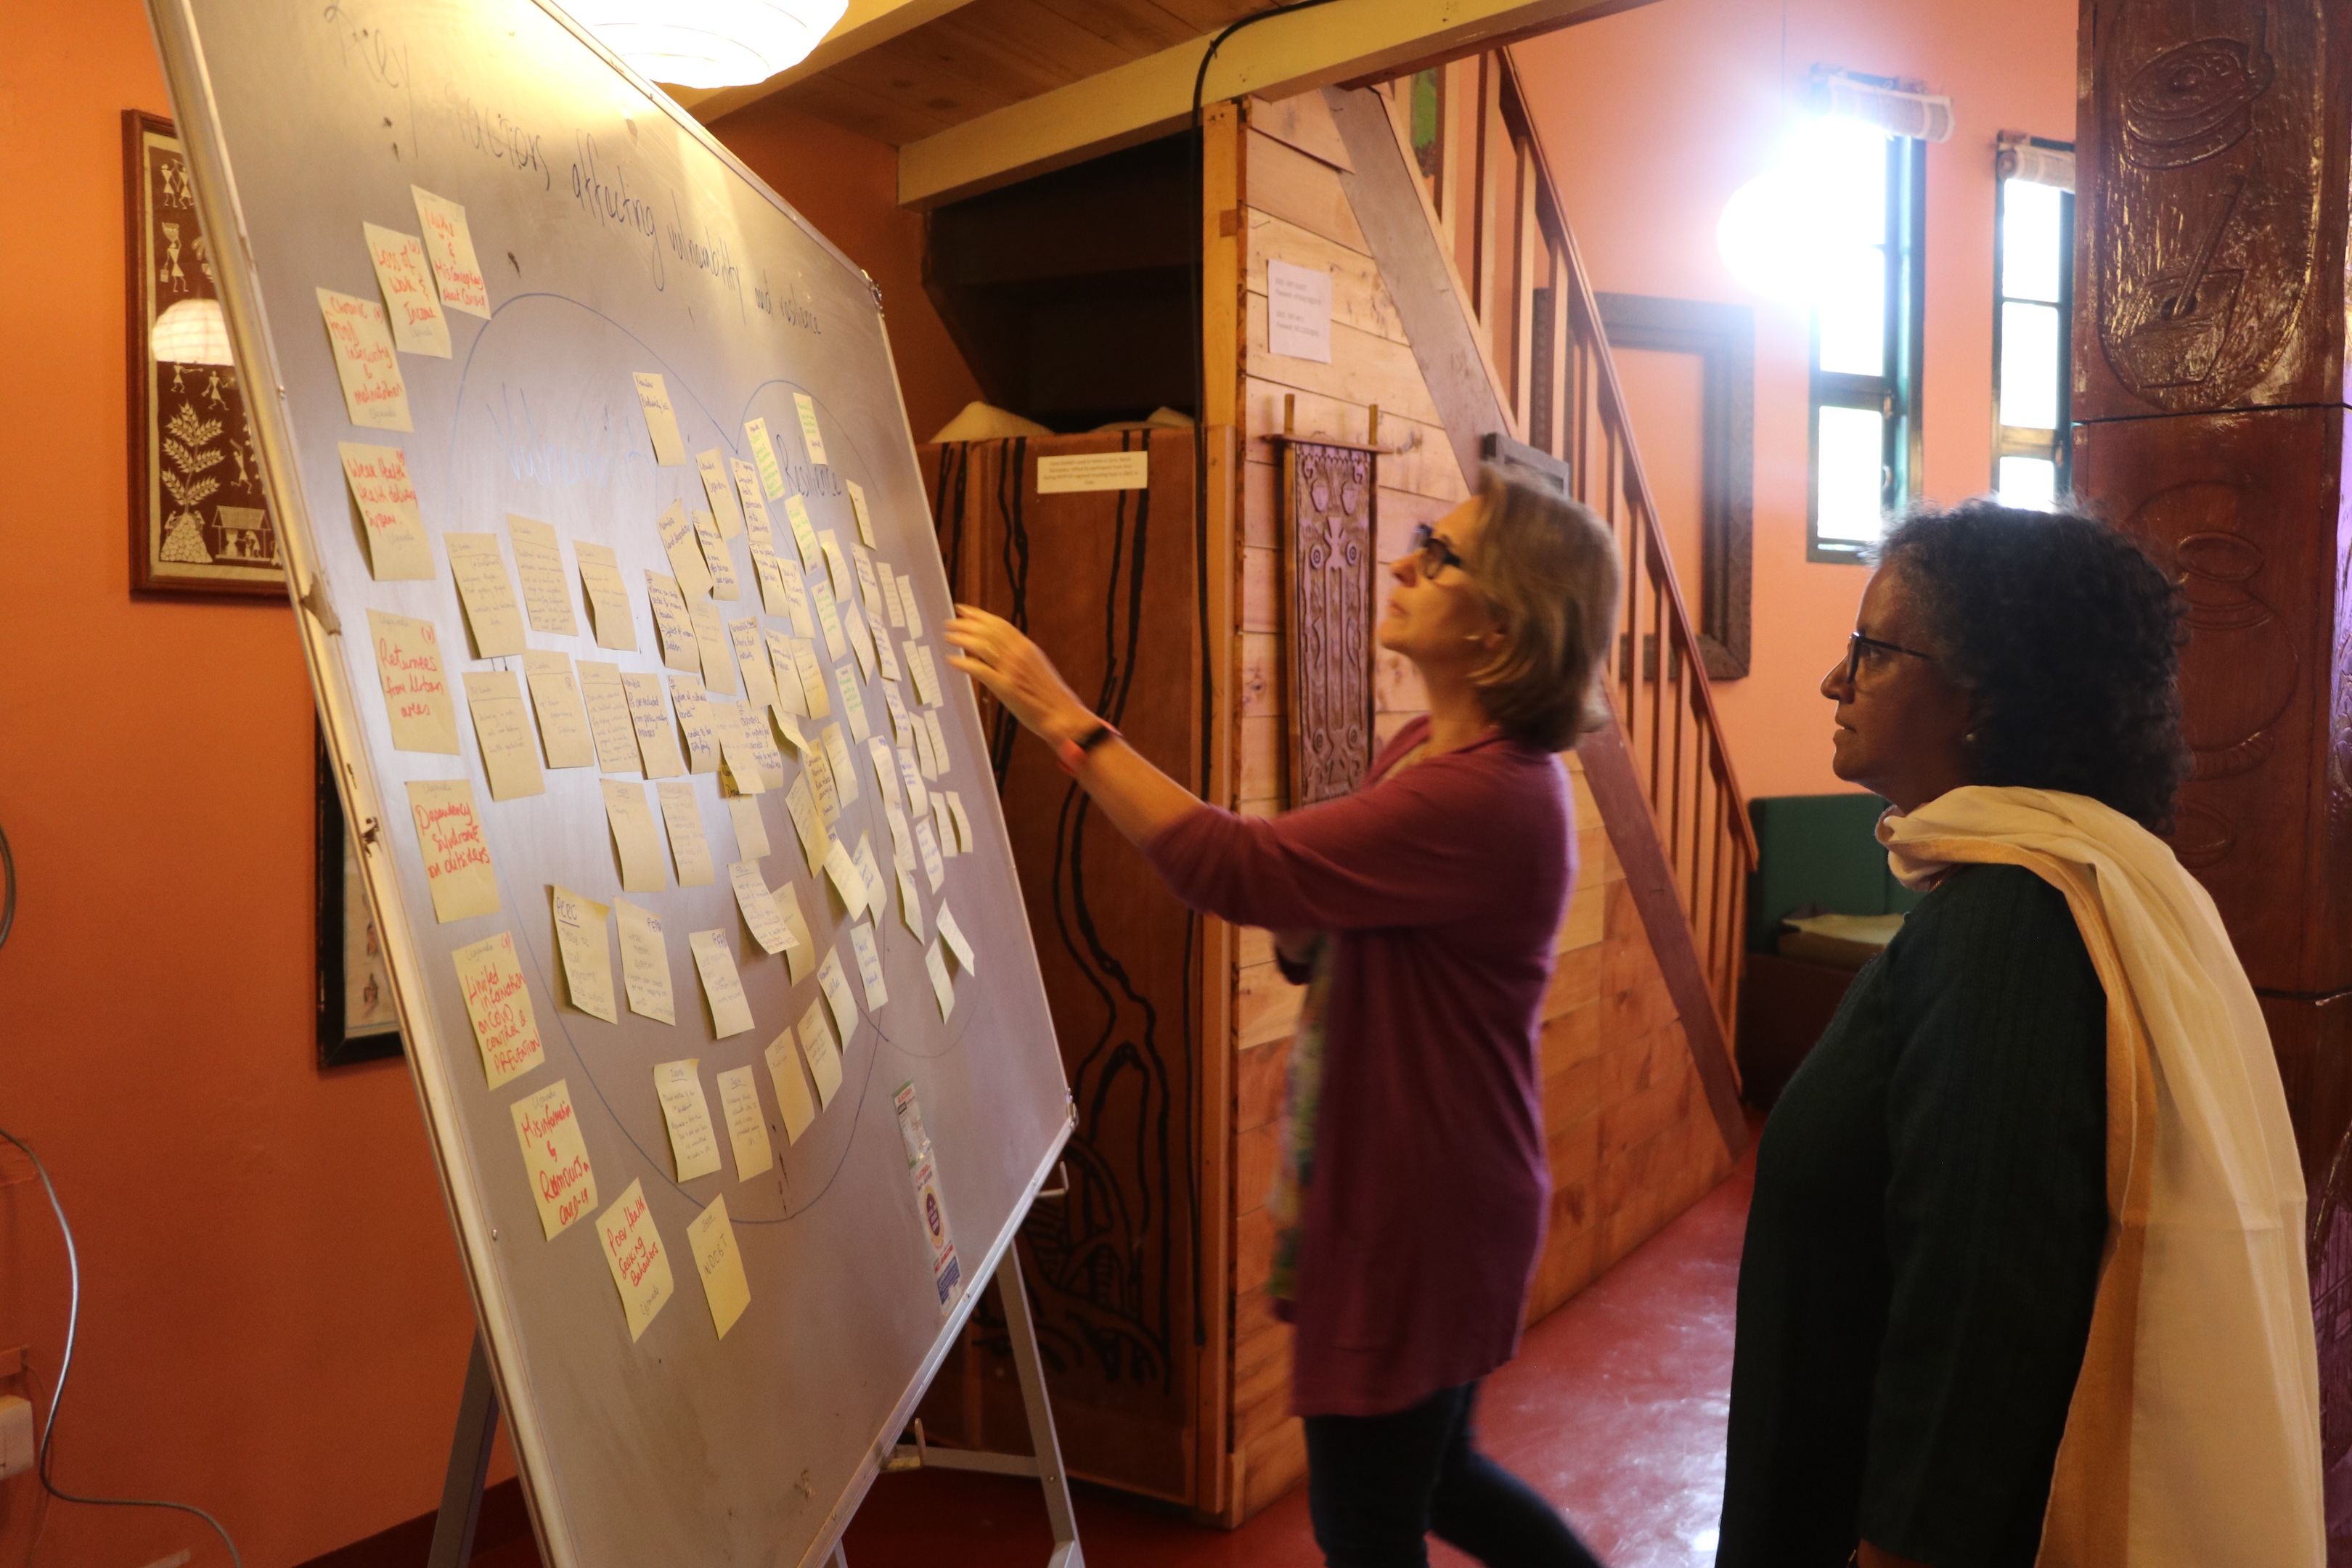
[1144,715,1574,1416]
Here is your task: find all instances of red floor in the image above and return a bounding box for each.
[471,1157,1750,1568]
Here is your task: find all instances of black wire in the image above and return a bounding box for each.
[0,819,16,952]
[0,1125,242,1567]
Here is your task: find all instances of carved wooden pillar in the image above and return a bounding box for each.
[1272,436,1379,807]
[2073,0,2352,1543]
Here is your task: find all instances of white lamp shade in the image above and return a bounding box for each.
[152,297,235,365]
[567,0,849,87]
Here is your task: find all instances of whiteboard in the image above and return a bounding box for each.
[144,3,1073,1564]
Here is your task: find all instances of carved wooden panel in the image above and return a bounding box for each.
[2074,0,2350,417]
[1278,438,1377,807]
[2073,407,2352,997]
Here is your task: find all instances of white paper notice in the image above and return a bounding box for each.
[1035,451,1148,494]
[411,186,491,317]
[1267,257,1335,364]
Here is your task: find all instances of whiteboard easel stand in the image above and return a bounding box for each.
[427,1189,1084,1568]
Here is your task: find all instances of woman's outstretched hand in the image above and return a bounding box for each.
[941,605,1094,746]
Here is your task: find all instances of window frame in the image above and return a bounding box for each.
[1991,136,2075,501]
[1808,125,1927,565]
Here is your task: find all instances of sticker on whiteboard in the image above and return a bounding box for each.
[317,288,412,431]
[793,392,828,466]
[411,186,491,318]
[634,372,687,466]
[362,223,452,357]
[1035,451,1149,494]
[1267,257,1334,364]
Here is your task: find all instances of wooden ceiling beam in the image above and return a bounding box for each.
[895,0,1651,208]
[676,0,989,126]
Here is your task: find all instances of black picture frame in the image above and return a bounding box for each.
[316,730,402,1068]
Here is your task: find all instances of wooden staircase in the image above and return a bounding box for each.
[1326,52,1755,1155]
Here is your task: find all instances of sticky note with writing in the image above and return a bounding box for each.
[687,929,756,1038]
[897,570,925,638]
[633,372,687,467]
[669,675,720,775]
[730,458,766,539]
[521,650,595,769]
[618,671,687,780]
[362,222,452,357]
[715,1068,773,1183]
[936,902,976,973]
[505,515,578,635]
[599,778,668,894]
[870,738,903,808]
[645,573,701,675]
[834,666,871,742]
[764,1030,818,1143]
[690,600,737,695]
[923,711,952,779]
[732,621,779,714]
[823,838,867,920]
[697,451,746,541]
[613,897,676,1025]
[687,1194,752,1339]
[793,393,828,465]
[575,660,640,774]
[596,1179,674,1342]
[750,545,792,621]
[511,1079,597,1240]
[655,499,713,603]
[550,883,618,1022]
[411,186,490,317]
[445,534,527,658]
[798,994,845,1107]
[818,532,854,604]
[730,861,800,957]
[573,541,637,651]
[841,601,878,682]
[773,879,815,984]
[931,795,956,859]
[746,417,785,499]
[784,775,827,875]
[653,1060,723,1183]
[716,703,769,796]
[317,287,412,430]
[854,833,889,918]
[847,479,875,547]
[653,780,715,887]
[816,946,859,1050]
[926,938,955,1019]
[783,494,821,571]
[452,930,544,1087]
[406,778,498,921]
[945,791,974,854]
[851,920,890,1011]
[812,581,849,666]
[822,723,862,807]
[462,670,546,801]
[804,731,842,825]
[899,864,924,940]
[693,510,740,600]
[867,610,899,684]
[914,817,946,894]
[725,793,770,862]
[790,637,832,719]
[337,443,433,580]
[883,684,912,748]
[877,561,905,629]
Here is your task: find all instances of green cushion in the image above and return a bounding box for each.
[1746,793,1924,952]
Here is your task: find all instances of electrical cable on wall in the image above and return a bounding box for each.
[0,819,17,952]
[0,1125,242,1567]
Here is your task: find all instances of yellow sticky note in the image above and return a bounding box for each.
[715,1066,773,1182]
[596,1179,674,1342]
[936,902,976,973]
[573,541,637,652]
[763,1029,818,1143]
[809,579,846,663]
[645,571,701,675]
[851,920,889,1011]
[824,838,867,920]
[653,1059,723,1183]
[688,930,756,1038]
[729,860,799,956]
[798,994,845,1108]
[822,724,862,807]
[368,611,461,754]
[613,897,676,1025]
[727,793,771,862]
[445,533,527,658]
[653,780,716,887]
[462,670,546,801]
[926,937,955,1019]
[791,637,833,719]
[452,930,544,1087]
[362,222,451,357]
[693,510,740,601]
[317,287,412,430]
[406,779,498,921]
[619,672,687,779]
[691,600,737,695]
[656,500,714,603]
[783,493,821,571]
[506,515,578,636]
[337,443,434,580]
[634,372,687,466]
[669,676,720,776]
[599,778,669,894]
[698,451,746,540]
[847,479,874,547]
[576,660,641,774]
[550,884,617,1023]
[815,946,859,1055]
[511,1079,597,1240]
[946,791,974,854]
[914,817,945,893]
[772,879,814,984]
[521,650,596,770]
[783,775,827,875]
[686,1194,751,1340]
[731,458,767,539]
[746,417,785,499]
[411,186,490,317]
[793,391,828,466]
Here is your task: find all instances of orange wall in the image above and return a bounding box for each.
[0,9,966,1564]
[1515,0,2078,799]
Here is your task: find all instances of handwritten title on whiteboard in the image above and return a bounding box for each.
[1267,258,1334,364]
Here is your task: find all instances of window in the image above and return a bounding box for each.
[1993,136,2074,507]
[1808,115,1926,563]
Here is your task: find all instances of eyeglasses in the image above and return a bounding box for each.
[1408,523,1466,579]
[1842,630,1937,686]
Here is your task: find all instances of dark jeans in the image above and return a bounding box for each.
[1302,1381,1606,1568]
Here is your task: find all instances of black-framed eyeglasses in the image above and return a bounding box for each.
[1842,630,1937,685]
[1408,522,1466,579]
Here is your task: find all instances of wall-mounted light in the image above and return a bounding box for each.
[565,0,850,88]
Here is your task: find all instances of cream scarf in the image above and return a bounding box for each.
[1878,786,2322,1567]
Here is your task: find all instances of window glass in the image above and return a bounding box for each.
[1817,245,1887,377]
[2001,179,2065,303]
[1998,455,2057,508]
[1998,301,2062,430]
[1816,405,1887,547]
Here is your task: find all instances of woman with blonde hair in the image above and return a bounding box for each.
[946,468,1620,1567]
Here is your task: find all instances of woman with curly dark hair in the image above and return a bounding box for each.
[1715,500,2321,1568]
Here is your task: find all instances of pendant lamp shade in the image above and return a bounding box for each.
[152,298,235,365]
[566,0,849,87]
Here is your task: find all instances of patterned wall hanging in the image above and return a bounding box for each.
[1273,433,1379,807]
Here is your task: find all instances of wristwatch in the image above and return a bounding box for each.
[1052,718,1120,776]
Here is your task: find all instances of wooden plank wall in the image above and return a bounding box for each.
[1218,89,1737,1521]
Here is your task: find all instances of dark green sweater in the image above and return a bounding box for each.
[1718,864,2108,1568]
